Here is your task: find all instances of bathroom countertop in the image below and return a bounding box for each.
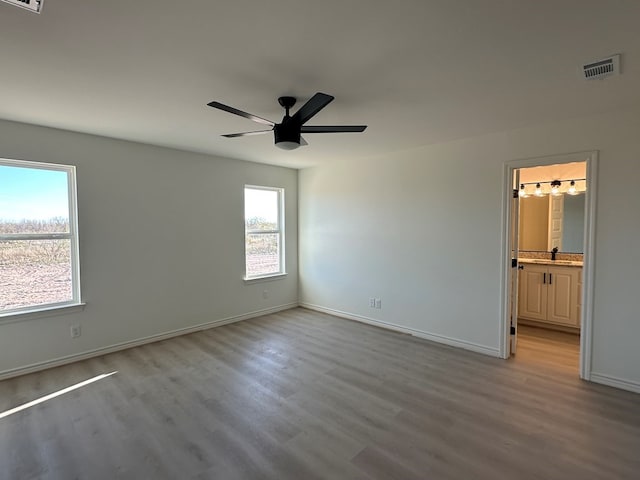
[518,258,583,267]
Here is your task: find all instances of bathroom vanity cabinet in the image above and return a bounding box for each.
[518,262,582,329]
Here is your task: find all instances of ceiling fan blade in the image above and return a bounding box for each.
[301,125,367,133]
[291,93,334,125]
[207,101,275,127]
[222,130,272,138]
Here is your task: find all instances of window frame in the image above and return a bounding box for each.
[243,185,285,281]
[0,158,82,317]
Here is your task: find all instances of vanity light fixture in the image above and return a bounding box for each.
[518,178,586,197]
[534,183,544,197]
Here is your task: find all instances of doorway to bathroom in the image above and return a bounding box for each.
[501,151,597,379]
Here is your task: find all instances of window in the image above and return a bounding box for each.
[244,185,285,279]
[0,158,81,315]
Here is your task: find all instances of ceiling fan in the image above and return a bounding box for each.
[207,92,367,150]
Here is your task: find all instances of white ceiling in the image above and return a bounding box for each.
[1,0,639,168]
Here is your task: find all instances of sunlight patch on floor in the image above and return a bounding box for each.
[0,371,117,420]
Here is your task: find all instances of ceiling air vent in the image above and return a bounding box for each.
[0,0,43,13]
[582,55,620,80]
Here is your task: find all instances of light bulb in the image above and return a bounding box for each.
[534,183,544,197]
[568,180,578,195]
[518,184,528,197]
[551,180,561,196]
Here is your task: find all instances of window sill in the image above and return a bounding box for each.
[0,302,86,325]
[243,272,288,284]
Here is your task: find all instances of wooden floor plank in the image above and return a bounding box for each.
[0,308,638,479]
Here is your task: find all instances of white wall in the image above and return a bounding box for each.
[299,107,640,391]
[0,120,298,378]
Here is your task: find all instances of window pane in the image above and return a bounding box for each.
[0,165,69,233]
[0,239,73,311]
[245,188,279,231]
[245,233,280,277]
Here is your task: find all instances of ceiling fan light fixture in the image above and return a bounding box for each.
[275,140,300,150]
[274,123,301,150]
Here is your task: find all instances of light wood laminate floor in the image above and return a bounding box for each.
[516,324,580,373]
[0,308,638,479]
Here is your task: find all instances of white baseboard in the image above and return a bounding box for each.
[0,303,298,381]
[590,373,640,394]
[300,303,501,358]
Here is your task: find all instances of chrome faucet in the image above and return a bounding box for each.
[551,247,558,261]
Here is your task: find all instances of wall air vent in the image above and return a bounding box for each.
[582,55,620,80]
[0,0,43,13]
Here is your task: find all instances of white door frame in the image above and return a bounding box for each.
[499,150,598,380]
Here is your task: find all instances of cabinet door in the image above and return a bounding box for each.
[518,264,547,321]
[547,266,580,326]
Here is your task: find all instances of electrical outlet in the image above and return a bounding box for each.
[375,298,382,309]
[262,289,269,299]
[70,325,81,338]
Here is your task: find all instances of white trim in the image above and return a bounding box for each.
[246,229,280,235]
[0,233,72,241]
[67,163,82,309]
[580,154,598,380]
[0,302,85,324]
[0,303,298,381]
[300,303,501,357]
[243,272,288,283]
[0,157,69,171]
[498,164,511,358]
[499,150,598,381]
[590,373,640,395]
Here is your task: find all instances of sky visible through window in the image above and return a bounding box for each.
[245,188,278,226]
[0,165,69,221]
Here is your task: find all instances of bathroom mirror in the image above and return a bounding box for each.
[518,194,585,253]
